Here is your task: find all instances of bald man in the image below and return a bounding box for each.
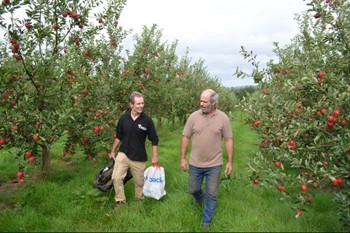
[180,89,234,232]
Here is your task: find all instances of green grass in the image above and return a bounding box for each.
[0,112,346,232]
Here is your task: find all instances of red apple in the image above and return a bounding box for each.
[332,178,343,186]
[333,109,340,116]
[62,11,68,17]
[0,138,6,145]
[274,161,281,168]
[28,156,35,163]
[70,11,78,19]
[10,37,17,45]
[317,71,325,79]
[98,18,103,23]
[296,209,303,216]
[300,184,307,192]
[289,140,296,150]
[25,151,32,158]
[145,68,151,74]
[25,22,32,29]
[328,115,335,122]
[12,46,18,53]
[72,35,79,41]
[307,173,313,180]
[18,178,26,183]
[253,178,259,185]
[16,170,24,179]
[33,135,39,141]
[83,137,89,144]
[81,89,88,94]
[252,120,260,127]
[10,100,16,106]
[327,122,334,129]
[336,178,343,185]
[52,23,59,30]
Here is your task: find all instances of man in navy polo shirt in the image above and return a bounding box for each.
[109,91,159,207]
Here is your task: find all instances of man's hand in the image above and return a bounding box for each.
[180,158,188,172]
[109,152,115,160]
[224,162,233,176]
[151,155,159,164]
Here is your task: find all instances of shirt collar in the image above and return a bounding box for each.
[199,109,217,117]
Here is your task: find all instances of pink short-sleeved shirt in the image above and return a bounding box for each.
[182,109,233,168]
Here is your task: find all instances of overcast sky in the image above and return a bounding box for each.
[118,0,308,87]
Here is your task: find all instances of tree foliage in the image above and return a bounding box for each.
[237,0,349,228]
[0,0,237,175]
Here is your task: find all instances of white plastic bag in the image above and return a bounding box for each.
[143,163,166,200]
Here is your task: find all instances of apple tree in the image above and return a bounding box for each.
[168,53,231,125]
[119,24,236,126]
[0,0,128,175]
[121,24,179,127]
[236,0,349,227]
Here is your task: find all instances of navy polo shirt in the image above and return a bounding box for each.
[115,111,159,162]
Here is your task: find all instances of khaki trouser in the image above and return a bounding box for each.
[112,152,146,202]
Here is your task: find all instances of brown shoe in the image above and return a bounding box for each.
[136,196,145,201]
[115,201,125,210]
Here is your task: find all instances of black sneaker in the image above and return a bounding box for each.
[192,198,203,206]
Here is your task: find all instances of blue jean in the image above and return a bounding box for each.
[188,165,222,225]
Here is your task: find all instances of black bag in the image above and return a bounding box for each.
[92,159,133,192]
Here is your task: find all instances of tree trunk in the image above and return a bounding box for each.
[157,117,163,129]
[41,143,51,173]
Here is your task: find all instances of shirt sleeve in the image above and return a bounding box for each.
[147,118,159,146]
[115,117,124,140]
[222,114,233,139]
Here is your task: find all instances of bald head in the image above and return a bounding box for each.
[201,89,215,98]
[200,89,218,114]
[201,89,218,104]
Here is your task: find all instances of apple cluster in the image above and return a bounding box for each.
[9,37,22,61]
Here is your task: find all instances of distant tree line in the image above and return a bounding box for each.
[230,86,256,100]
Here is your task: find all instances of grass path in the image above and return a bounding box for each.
[0,111,346,232]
